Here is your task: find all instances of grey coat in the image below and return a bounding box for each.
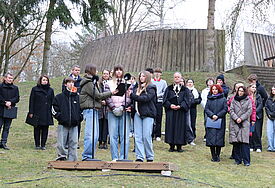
[229,96,252,144]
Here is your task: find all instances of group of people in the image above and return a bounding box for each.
[0,65,275,167]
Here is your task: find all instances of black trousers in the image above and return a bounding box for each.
[34,126,49,147]
[210,146,221,160]
[98,118,108,143]
[190,107,197,139]
[0,117,12,144]
[234,143,250,164]
[250,118,263,150]
[153,102,163,138]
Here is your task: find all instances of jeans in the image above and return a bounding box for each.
[82,109,99,160]
[134,113,154,161]
[57,125,78,161]
[267,118,275,151]
[108,112,130,160]
[0,117,12,145]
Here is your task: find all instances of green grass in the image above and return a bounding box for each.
[0,72,274,188]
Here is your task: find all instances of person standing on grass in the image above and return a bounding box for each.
[52,77,82,161]
[163,72,193,152]
[105,65,131,161]
[98,69,110,150]
[227,82,256,159]
[216,74,229,99]
[229,86,252,166]
[186,79,201,145]
[201,77,215,142]
[28,75,54,150]
[0,73,19,150]
[80,64,116,161]
[248,84,264,153]
[130,71,157,162]
[265,86,275,152]
[151,68,167,142]
[205,84,227,162]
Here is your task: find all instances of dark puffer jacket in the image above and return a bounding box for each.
[52,89,82,127]
[130,84,157,119]
[205,94,228,147]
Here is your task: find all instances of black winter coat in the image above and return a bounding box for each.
[130,84,157,119]
[52,89,82,127]
[29,85,54,126]
[205,94,228,147]
[255,93,263,120]
[256,81,268,105]
[221,84,230,99]
[265,97,275,120]
[0,82,20,117]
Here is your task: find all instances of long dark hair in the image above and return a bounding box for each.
[270,85,275,98]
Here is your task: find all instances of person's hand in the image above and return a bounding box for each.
[251,121,255,126]
[212,115,218,120]
[112,89,118,95]
[126,89,132,96]
[170,104,176,109]
[101,100,106,105]
[175,105,181,110]
[126,106,131,112]
[29,114,33,118]
[5,101,11,107]
[237,118,242,124]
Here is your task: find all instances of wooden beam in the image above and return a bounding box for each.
[48,161,178,172]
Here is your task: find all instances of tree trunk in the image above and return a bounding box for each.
[204,0,216,72]
[41,0,56,75]
[3,26,12,75]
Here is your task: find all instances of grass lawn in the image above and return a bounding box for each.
[0,72,274,188]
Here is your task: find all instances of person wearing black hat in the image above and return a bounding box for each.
[216,74,229,99]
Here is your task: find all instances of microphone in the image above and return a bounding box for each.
[92,75,99,84]
[124,73,131,81]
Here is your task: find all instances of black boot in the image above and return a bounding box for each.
[216,147,221,162]
[176,145,184,152]
[169,144,175,152]
[210,147,216,162]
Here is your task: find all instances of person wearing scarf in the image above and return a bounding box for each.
[229,86,252,166]
[265,86,275,152]
[163,72,193,152]
[205,84,227,162]
[28,75,54,150]
[186,79,202,145]
[130,71,157,162]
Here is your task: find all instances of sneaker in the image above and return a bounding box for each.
[135,159,143,162]
[147,160,153,162]
[256,149,262,153]
[112,159,117,162]
[129,133,134,138]
[56,157,67,161]
[203,138,206,142]
[35,146,41,150]
[1,144,9,150]
[156,137,161,141]
[250,148,253,152]
[189,141,196,146]
[41,147,46,150]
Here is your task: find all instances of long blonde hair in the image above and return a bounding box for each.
[137,71,151,94]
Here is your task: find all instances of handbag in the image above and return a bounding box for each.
[3,106,18,119]
[206,117,222,129]
[25,113,39,127]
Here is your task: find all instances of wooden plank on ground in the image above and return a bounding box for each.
[48,161,178,172]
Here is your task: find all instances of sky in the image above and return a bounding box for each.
[52,0,275,42]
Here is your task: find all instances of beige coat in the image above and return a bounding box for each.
[229,97,252,144]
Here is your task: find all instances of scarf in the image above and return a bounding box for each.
[234,94,247,102]
[187,86,199,99]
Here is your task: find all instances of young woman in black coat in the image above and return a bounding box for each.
[205,84,227,162]
[163,72,193,152]
[28,76,54,150]
[186,79,202,144]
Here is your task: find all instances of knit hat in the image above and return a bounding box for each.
[216,74,225,83]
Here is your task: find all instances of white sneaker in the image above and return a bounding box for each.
[112,159,117,162]
[161,132,165,135]
[203,138,206,142]
[256,149,262,153]
[129,133,133,138]
[190,141,196,146]
[250,148,253,152]
[156,137,161,141]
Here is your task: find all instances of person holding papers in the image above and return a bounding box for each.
[205,84,227,162]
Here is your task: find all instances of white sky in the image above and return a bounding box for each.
[52,0,275,42]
